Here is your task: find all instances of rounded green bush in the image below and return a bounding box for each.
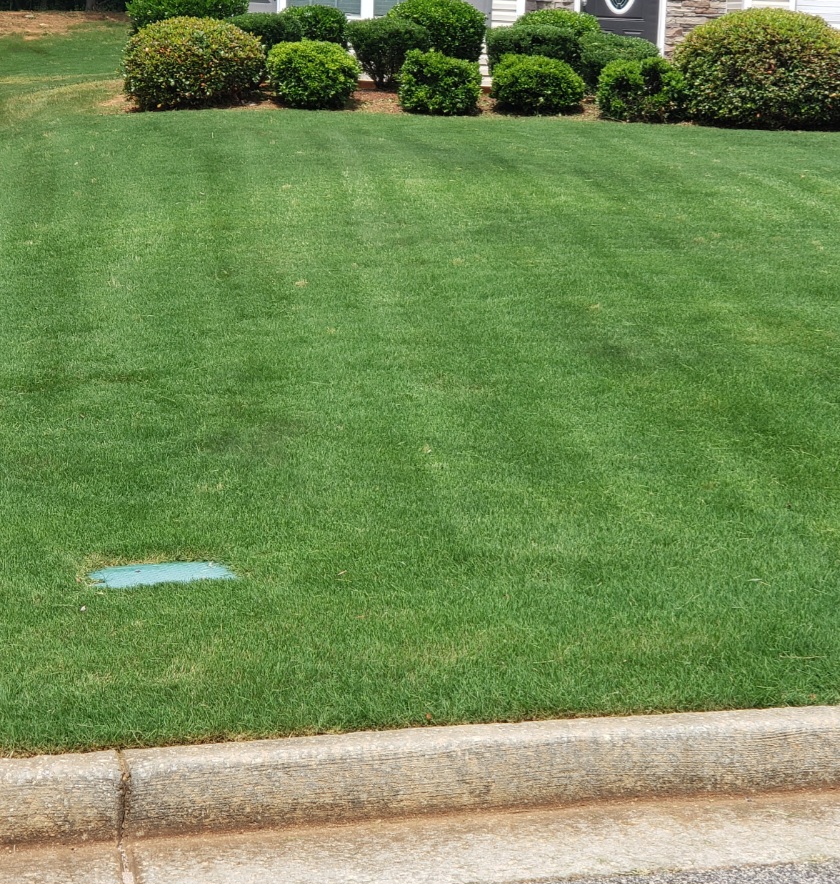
[267,39,360,108]
[122,16,265,110]
[578,30,659,90]
[674,8,840,129]
[126,0,246,31]
[398,48,480,114]
[347,17,431,88]
[515,7,599,38]
[228,12,303,50]
[283,5,347,46]
[486,23,580,73]
[596,56,686,122]
[491,53,585,113]
[388,0,486,62]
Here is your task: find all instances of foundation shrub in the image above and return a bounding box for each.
[596,56,686,122]
[283,4,347,45]
[578,30,659,90]
[674,8,840,129]
[347,17,431,87]
[388,0,486,62]
[485,23,580,73]
[122,16,265,110]
[397,48,481,114]
[491,53,585,113]
[266,39,360,108]
[515,7,599,38]
[227,12,303,49]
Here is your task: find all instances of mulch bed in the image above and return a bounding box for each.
[114,87,602,119]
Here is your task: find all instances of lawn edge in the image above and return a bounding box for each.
[2,705,839,847]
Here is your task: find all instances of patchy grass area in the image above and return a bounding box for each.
[1,24,839,755]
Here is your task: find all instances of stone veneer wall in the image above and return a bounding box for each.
[524,0,574,13]
[664,0,726,53]
[523,0,726,53]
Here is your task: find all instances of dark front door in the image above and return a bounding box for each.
[582,0,659,45]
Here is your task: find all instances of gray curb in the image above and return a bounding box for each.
[0,750,122,846]
[3,706,840,847]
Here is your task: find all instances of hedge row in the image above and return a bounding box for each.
[121,16,481,114]
[486,9,659,89]
[122,3,840,129]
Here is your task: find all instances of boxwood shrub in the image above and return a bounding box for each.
[283,4,348,46]
[388,0,486,62]
[267,39,360,108]
[486,23,580,73]
[398,48,480,114]
[122,16,265,110]
[228,12,303,49]
[126,0,246,31]
[674,8,840,130]
[596,56,686,123]
[515,7,599,38]
[578,30,659,90]
[347,17,431,87]
[491,53,585,114]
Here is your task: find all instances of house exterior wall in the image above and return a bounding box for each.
[248,0,525,28]
[248,0,838,44]
[524,0,574,11]
[797,0,840,26]
[664,0,726,52]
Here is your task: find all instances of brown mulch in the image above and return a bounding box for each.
[0,10,128,39]
[348,87,600,119]
[106,80,603,120]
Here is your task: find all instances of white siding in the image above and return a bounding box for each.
[797,0,840,27]
[726,0,744,10]
[491,0,518,25]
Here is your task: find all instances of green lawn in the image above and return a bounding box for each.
[1,23,839,755]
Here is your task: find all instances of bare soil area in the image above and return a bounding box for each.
[0,11,127,38]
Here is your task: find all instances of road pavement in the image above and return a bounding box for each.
[563,861,840,884]
[3,787,839,884]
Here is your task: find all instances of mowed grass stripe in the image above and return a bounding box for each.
[0,28,839,752]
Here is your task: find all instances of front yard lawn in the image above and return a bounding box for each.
[1,23,839,754]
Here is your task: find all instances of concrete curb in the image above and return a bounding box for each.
[2,706,839,847]
[0,750,123,846]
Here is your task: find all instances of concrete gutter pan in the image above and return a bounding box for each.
[1,706,839,848]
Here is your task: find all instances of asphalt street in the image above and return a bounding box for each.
[3,788,839,884]
[563,861,840,884]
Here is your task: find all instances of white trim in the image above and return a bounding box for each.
[656,0,666,51]
[514,0,527,16]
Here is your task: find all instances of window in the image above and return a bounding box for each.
[373,0,400,14]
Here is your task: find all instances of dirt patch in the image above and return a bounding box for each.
[350,88,403,115]
[99,83,133,114]
[0,11,128,38]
